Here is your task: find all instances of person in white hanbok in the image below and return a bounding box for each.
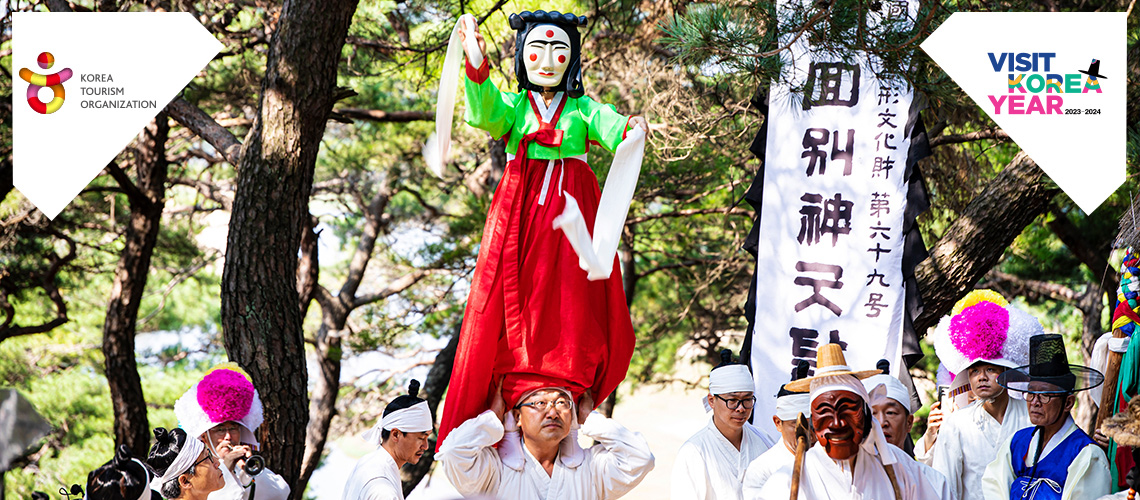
[742,362,812,498]
[147,427,238,500]
[438,385,654,499]
[863,363,955,500]
[982,334,1111,500]
[343,380,434,500]
[672,350,774,500]
[752,344,942,500]
[173,364,290,500]
[927,289,1040,500]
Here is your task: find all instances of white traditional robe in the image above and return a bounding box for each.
[208,463,289,500]
[438,410,655,499]
[342,447,404,500]
[933,398,1030,500]
[742,440,795,498]
[671,419,774,499]
[752,442,942,499]
[982,416,1112,500]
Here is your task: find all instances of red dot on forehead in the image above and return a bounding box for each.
[558,55,566,63]
[546,29,554,37]
[529,53,537,61]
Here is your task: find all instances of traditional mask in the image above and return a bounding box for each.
[522,24,572,88]
[810,390,868,460]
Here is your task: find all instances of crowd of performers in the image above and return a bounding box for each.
[50,8,1140,500]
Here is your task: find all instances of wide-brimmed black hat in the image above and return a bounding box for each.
[1079,58,1107,80]
[998,334,1103,394]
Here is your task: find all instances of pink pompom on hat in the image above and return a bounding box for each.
[174,362,264,448]
[932,289,1042,408]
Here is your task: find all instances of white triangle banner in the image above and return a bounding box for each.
[921,12,1126,214]
[12,13,223,219]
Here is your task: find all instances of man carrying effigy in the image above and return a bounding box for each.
[437,383,654,499]
[929,290,1039,500]
[672,350,774,500]
[982,333,1112,500]
[752,343,942,499]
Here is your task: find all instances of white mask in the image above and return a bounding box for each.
[522,24,572,88]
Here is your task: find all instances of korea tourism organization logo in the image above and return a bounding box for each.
[19,51,72,114]
[985,52,1106,116]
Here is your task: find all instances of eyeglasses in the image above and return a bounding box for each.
[189,448,217,474]
[516,399,573,412]
[1026,393,1064,404]
[715,395,757,410]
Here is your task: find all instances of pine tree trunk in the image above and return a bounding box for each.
[103,115,169,458]
[220,0,359,493]
[913,152,1060,332]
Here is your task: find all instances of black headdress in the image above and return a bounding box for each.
[86,444,156,500]
[508,10,587,97]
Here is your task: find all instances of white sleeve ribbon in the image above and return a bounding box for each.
[424,14,479,178]
[552,126,646,281]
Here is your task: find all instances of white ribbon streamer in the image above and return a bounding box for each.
[425,14,478,178]
[552,126,646,280]
[152,434,205,493]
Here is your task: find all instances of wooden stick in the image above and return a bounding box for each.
[790,415,809,500]
[1095,327,1127,431]
[884,463,903,500]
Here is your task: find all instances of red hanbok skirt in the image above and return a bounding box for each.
[437,154,635,448]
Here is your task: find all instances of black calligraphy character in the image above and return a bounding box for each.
[798,193,823,245]
[872,157,894,179]
[869,225,891,240]
[802,129,829,176]
[877,110,898,129]
[790,327,848,371]
[865,293,890,318]
[803,61,860,110]
[868,242,892,262]
[798,193,853,246]
[793,261,844,316]
[866,269,889,287]
[870,192,890,218]
[877,86,900,105]
[875,132,897,151]
[831,129,855,176]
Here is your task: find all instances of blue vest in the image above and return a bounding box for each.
[1008,425,1096,500]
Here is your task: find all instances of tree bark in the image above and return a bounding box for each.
[220,0,359,493]
[913,152,1061,333]
[103,115,169,458]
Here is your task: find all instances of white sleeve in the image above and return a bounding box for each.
[931,417,964,500]
[982,434,1017,500]
[912,432,934,465]
[436,410,505,496]
[239,468,289,500]
[742,455,776,499]
[1061,444,1112,500]
[670,442,709,500]
[580,411,655,499]
[356,480,401,500]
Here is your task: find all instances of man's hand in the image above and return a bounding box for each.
[217,439,252,473]
[490,378,507,422]
[578,391,594,426]
[629,116,649,133]
[1093,429,1111,449]
[457,16,486,64]
[922,400,943,450]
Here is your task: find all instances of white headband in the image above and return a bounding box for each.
[362,401,434,446]
[151,435,205,493]
[775,393,811,420]
[709,365,754,395]
[808,374,897,466]
[862,374,912,414]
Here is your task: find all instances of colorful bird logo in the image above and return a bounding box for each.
[19,52,73,114]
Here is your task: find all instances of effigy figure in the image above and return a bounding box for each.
[433,10,650,447]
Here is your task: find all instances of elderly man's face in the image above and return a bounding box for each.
[773,415,816,451]
[514,389,573,446]
[811,390,867,460]
[1026,382,1074,427]
[968,362,1007,401]
[871,399,913,448]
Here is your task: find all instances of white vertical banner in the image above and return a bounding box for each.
[751,0,918,435]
